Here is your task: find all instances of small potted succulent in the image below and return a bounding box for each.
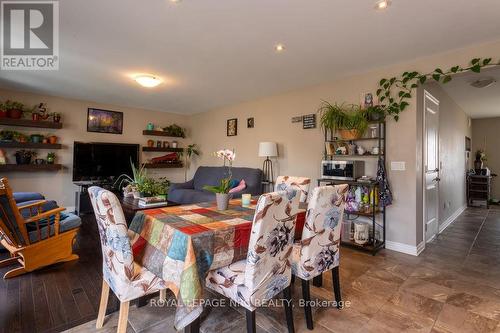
[30,134,44,143]
[46,152,56,164]
[5,100,25,119]
[15,150,36,165]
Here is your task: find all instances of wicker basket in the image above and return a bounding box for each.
[338,129,363,140]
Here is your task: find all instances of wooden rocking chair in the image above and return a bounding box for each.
[0,178,80,279]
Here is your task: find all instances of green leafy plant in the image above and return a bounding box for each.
[163,124,186,138]
[16,150,36,158]
[376,57,499,121]
[0,130,15,141]
[137,177,170,197]
[203,149,235,194]
[4,100,25,111]
[318,102,369,136]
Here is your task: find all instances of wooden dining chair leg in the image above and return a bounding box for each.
[301,279,313,330]
[96,280,110,329]
[332,266,342,309]
[312,274,323,287]
[185,317,200,333]
[159,289,167,301]
[117,301,130,333]
[283,285,295,333]
[246,309,256,333]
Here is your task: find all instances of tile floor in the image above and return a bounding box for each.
[66,207,500,333]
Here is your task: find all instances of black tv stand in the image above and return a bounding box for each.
[74,181,114,216]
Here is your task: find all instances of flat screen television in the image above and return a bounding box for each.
[72,142,140,183]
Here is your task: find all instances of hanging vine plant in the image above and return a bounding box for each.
[376,57,499,121]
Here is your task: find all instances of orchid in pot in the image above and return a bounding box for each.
[203,149,236,210]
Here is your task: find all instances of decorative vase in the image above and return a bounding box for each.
[147,123,154,131]
[216,193,230,211]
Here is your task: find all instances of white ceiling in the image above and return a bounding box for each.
[441,66,500,119]
[2,0,500,114]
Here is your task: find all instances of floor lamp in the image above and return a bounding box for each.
[259,142,278,192]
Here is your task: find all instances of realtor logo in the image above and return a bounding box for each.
[1,0,59,70]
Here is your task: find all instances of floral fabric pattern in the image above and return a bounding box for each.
[205,191,300,310]
[291,185,348,280]
[275,176,311,203]
[88,186,166,302]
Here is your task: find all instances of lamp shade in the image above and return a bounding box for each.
[258,142,278,157]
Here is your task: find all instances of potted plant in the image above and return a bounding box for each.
[15,150,36,165]
[13,132,28,143]
[47,135,58,144]
[4,100,25,119]
[0,130,15,141]
[46,152,56,164]
[163,124,186,138]
[474,150,486,172]
[364,105,386,122]
[181,144,200,181]
[0,103,7,118]
[318,102,369,140]
[112,160,148,198]
[30,134,44,143]
[203,149,235,210]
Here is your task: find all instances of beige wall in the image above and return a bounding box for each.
[0,88,190,209]
[422,83,471,227]
[190,39,500,249]
[472,117,500,199]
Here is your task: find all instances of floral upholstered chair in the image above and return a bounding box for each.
[291,184,348,330]
[275,176,311,203]
[205,190,301,333]
[88,187,167,333]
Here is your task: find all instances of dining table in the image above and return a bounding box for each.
[128,197,306,331]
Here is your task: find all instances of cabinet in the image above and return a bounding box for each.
[467,174,491,208]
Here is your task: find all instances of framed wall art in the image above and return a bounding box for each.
[87,108,123,134]
[227,118,237,136]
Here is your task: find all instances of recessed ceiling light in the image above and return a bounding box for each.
[375,0,391,10]
[275,44,285,52]
[134,75,162,88]
[169,0,181,3]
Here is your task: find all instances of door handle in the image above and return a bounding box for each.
[433,177,441,182]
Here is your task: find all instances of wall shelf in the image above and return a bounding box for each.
[0,164,63,172]
[142,147,183,153]
[0,142,62,149]
[0,118,62,129]
[142,130,184,138]
[327,137,384,142]
[143,163,183,169]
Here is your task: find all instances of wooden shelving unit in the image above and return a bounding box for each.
[142,130,183,138]
[0,118,62,129]
[142,147,183,153]
[0,142,62,149]
[143,163,183,169]
[0,164,63,172]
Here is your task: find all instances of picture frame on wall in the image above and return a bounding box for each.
[247,117,254,128]
[87,108,123,134]
[227,118,237,136]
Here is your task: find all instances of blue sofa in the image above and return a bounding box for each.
[168,166,263,204]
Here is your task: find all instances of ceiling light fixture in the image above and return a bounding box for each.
[275,44,285,52]
[375,0,391,10]
[470,78,496,89]
[134,75,162,88]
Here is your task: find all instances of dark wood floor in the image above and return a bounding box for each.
[0,215,119,333]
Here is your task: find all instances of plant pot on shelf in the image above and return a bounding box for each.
[15,154,31,165]
[48,136,58,144]
[0,110,7,118]
[216,193,230,211]
[30,134,44,143]
[7,109,23,119]
[338,129,363,140]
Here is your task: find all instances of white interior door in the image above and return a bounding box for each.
[424,90,440,242]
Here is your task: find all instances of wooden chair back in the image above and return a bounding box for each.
[0,178,29,248]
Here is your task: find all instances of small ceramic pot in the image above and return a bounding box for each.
[171,141,178,148]
[48,136,58,144]
[147,140,155,147]
[35,159,45,165]
[0,110,7,118]
[156,140,162,148]
[30,134,43,143]
[8,109,23,119]
[147,123,154,131]
[216,193,230,211]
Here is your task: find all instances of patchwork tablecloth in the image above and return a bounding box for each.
[128,198,305,329]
